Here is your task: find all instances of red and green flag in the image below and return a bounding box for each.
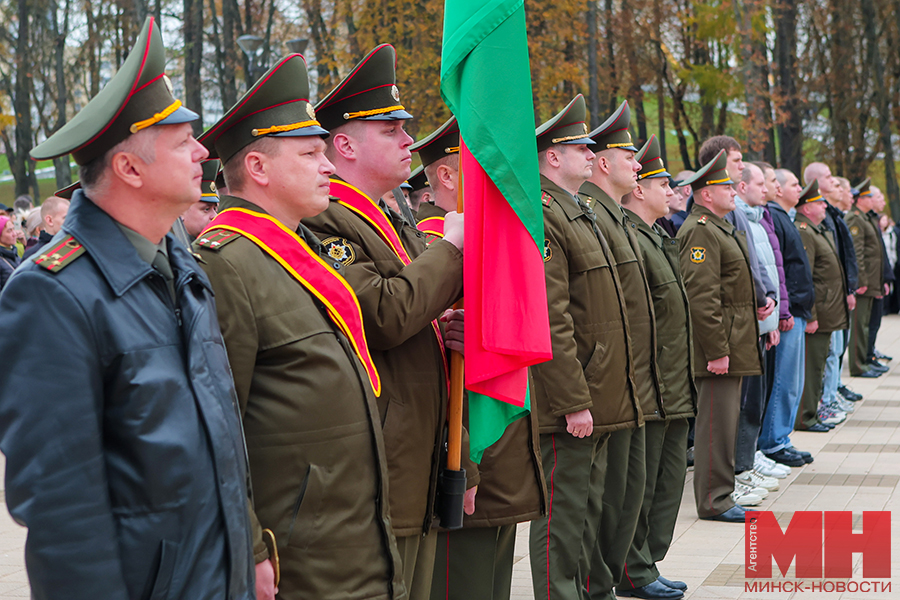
[441,0,552,462]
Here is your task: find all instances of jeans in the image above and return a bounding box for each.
[822,330,843,404]
[759,317,806,454]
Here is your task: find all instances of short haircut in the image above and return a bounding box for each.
[423,153,459,191]
[802,162,830,186]
[222,135,282,191]
[752,161,773,173]
[774,168,793,187]
[741,162,762,184]
[79,127,161,196]
[698,136,742,166]
[836,176,851,190]
[40,196,69,220]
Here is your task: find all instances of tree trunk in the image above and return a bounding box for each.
[653,0,666,161]
[184,0,203,134]
[13,0,34,198]
[604,0,617,113]
[587,0,600,128]
[52,0,72,189]
[775,0,801,174]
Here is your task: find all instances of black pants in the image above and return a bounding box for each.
[867,297,884,360]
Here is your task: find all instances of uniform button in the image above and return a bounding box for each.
[333,262,342,269]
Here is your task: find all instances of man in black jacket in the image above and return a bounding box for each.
[0,18,256,600]
[759,169,816,467]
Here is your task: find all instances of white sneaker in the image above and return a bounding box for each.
[732,487,763,506]
[735,480,768,499]
[755,451,790,478]
[836,397,855,413]
[736,469,780,491]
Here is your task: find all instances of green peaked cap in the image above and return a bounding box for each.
[853,177,871,197]
[199,54,327,164]
[681,149,733,193]
[535,94,594,152]
[31,17,197,166]
[590,100,639,152]
[635,134,670,180]
[411,116,459,167]
[408,165,429,192]
[200,159,220,203]
[316,44,413,132]
[796,179,822,208]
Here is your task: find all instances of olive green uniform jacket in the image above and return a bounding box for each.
[625,210,698,420]
[531,175,641,434]
[416,202,447,223]
[676,204,763,378]
[845,206,884,298]
[581,183,664,421]
[795,214,849,334]
[304,183,475,537]
[195,197,405,599]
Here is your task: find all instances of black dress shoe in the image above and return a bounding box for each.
[866,359,889,372]
[701,506,747,523]
[875,350,893,361]
[657,576,687,591]
[854,369,883,378]
[617,580,684,599]
[765,447,806,467]
[788,446,814,463]
[838,385,863,401]
[805,422,831,432]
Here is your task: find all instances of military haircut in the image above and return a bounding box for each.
[78,126,161,197]
[739,162,762,185]
[802,162,830,187]
[39,195,69,220]
[774,168,793,188]
[698,135,741,166]
[323,119,370,163]
[423,152,459,192]
[836,176,851,190]
[221,134,282,192]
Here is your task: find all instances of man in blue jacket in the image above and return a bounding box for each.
[0,18,255,600]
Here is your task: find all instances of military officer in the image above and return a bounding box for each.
[794,181,850,431]
[528,94,640,600]
[579,101,664,600]
[617,135,696,600]
[677,149,763,523]
[195,54,406,600]
[302,44,475,600]
[181,159,220,240]
[411,116,460,242]
[424,116,546,600]
[0,18,255,600]
[408,165,432,210]
[847,178,887,377]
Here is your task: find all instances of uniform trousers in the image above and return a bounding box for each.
[849,296,873,375]
[397,530,438,600]
[694,376,742,518]
[759,318,806,454]
[867,297,884,360]
[586,426,647,600]
[430,524,517,600]
[530,432,609,600]
[795,332,831,430]
[617,418,690,592]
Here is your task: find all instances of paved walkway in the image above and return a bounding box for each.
[3,318,900,598]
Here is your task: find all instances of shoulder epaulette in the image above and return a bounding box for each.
[34,235,86,273]
[541,191,553,207]
[196,229,243,251]
[798,222,808,230]
[697,215,708,225]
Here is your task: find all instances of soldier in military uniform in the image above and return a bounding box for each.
[528,94,640,600]
[794,181,850,431]
[0,18,256,600]
[847,178,887,377]
[411,116,460,242]
[181,158,220,240]
[677,150,763,523]
[408,165,432,211]
[301,45,474,600]
[579,101,664,600]
[194,54,406,600]
[616,135,696,600]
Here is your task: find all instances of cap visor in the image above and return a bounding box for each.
[157,105,200,125]
[559,136,595,145]
[400,182,412,189]
[358,109,414,121]
[270,125,331,138]
[642,170,672,179]
[199,197,220,203]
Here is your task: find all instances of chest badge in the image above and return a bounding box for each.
[543,239,552,262]
[690,247,706,263]
[321,236,356,266]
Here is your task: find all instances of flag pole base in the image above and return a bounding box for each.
[437,468,467,530]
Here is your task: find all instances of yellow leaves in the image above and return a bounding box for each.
[0,114,14,129]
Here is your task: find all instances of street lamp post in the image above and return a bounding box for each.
[285,38,308,55]
[237,34,264,88]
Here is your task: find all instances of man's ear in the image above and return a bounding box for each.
[633,184,646,201]
[436,164,456,191]
[243,151,270,187]
[331,132,357,161]
[109,152,145,190]
[545,147,562,169]
[595,153,612,177]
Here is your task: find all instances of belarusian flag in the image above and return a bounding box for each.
[441,0,552,462]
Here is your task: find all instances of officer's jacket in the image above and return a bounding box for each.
[195,197,405,600]
[677,203,763,378]
[767,202,814,320]
[304,181,472,537]
[626,210,697,420]
[531,175,641,434]
[0,191,254,600]
[824,203,859,293]
[580,182,664,421]
[795,213,849,334]
[846,205,884,298]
